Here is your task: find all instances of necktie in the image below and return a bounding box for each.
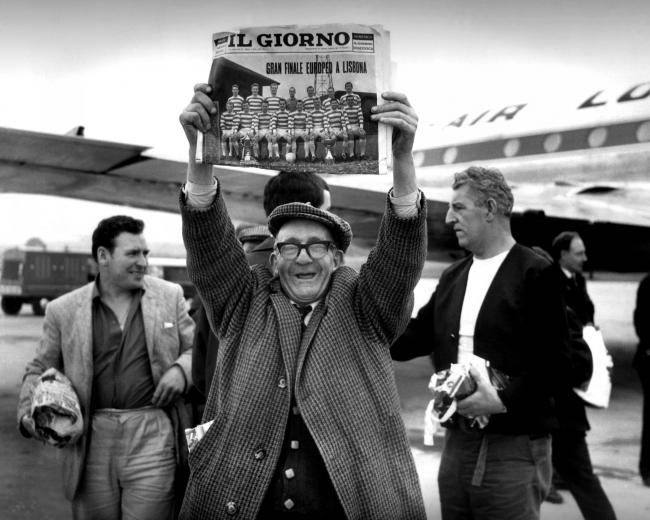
[294,304,311,334]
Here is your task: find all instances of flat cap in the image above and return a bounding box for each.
[268,202,353,252]
[235,223,271,244]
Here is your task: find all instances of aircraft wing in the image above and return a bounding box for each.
[2,126,649,271]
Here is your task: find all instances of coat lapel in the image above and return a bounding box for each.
[449,260,471,336]
[141,279,158,371]
[269,291,301,392]
[295,301,326,384]
[70,284,94,418]
[475,246,517,328]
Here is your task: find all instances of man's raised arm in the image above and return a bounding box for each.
[370,91,418,197]
[355,92,426,344]
[179,83,217,189]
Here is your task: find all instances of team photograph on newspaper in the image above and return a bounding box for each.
[197,23,392,175]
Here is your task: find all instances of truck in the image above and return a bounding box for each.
[0,248,194,316]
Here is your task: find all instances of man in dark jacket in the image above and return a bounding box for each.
[548,231,617,518]
[552,231,595,325]
[391,166,573,520]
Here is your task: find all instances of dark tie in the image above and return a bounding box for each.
[294,304,311,334]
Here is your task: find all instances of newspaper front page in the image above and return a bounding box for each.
[198,24,391,174]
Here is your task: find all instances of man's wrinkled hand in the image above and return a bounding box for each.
[456,365,506,418]
[179,83,216,148]
[152,365,185,408]
[370,91,418,158]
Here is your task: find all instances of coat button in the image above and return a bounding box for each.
[225,501,238,515]
[290,440,299,450]
[254,448,266,460]
[278,377,287,389]
[284,498,295,510]
[284,468,295,479]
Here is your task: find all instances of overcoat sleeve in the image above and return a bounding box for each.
[355,191,427,345]
[179,185,254,341]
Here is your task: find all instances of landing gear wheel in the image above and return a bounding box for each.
[1,296,23,316]
[31,298,48,316]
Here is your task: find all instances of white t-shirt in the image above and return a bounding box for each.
[458,249,511,363]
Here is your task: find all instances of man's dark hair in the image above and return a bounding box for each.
[262,171,330,216]
[551,231,580,262]
[91,215,145,261]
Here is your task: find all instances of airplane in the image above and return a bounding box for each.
[1,79,649,272]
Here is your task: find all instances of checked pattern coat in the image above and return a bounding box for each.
[179,185,428,519]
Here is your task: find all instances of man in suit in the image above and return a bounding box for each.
[635,273,650,486]
[552,231,594,325]
[546,231,617,518]
[178,84,427,519]
[17,215,195,519]
[391,166,572,520]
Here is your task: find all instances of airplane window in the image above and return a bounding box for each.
[588,127,608,148]
[636,121,650,142]
[443,147,458,164]
[412,151,425,167]
[543,133,562,153]
[503,139,520,157]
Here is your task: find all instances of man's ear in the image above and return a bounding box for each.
[559,249,568,264]
[96,246,110,266]
[332,249,343,270]
[270,251,279,276]
[485,198,498,221]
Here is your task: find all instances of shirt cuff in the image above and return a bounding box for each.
[389,189,420,218]
[183,178,218,208]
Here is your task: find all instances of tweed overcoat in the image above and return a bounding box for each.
[16,275,195,500]
[179,186,428,519]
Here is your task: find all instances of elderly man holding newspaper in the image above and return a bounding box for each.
[177,81,427,519]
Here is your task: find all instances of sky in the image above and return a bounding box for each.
[1,0,650,247]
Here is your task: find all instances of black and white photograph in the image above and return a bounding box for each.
[1,1,650,519]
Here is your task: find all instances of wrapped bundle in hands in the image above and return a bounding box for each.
[30,368,83,447]
[430,364,477,423]
[428,356,510,429]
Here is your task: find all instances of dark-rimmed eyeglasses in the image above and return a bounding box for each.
[275,241,334,260]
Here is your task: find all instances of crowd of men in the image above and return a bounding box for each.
[219,81,367,163]
[16,78,650,520]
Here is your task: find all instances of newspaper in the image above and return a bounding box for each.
[573,325,613,408]
[198,24,391,175]
[185,419,214,454]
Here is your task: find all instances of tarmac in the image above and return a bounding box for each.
[1,276,648,519]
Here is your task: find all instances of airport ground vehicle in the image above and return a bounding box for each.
[0,247,193,315]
